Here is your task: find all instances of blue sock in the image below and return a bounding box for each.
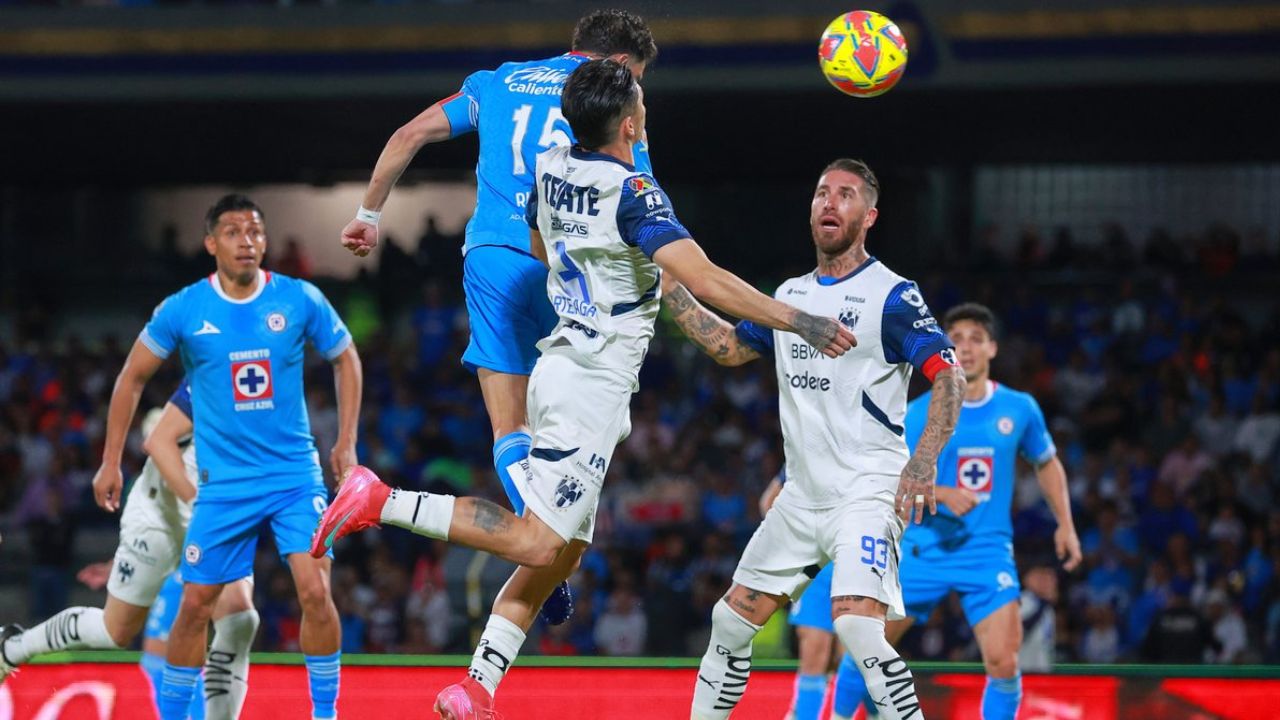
[140,652,166,712]
[157,664,202,720]
[793,673,828,720]
[981,673,1022,720]
[833,652,873,717]
[493,431,530,515]
[189,671,206,720]
[305,651,341,719]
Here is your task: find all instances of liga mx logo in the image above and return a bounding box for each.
[554,476,585,508]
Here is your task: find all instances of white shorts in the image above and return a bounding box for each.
[732,486,907,620]
[516,349,633,544]
[107,470,187,607]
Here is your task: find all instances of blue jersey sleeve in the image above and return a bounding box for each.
[524,184,540,230]
[1018,394,1057,465]
[168,380,193,419]
[903,393,929,453]
[301,281,353,360]
[615,174,691,258]
[440,70,492,139]
[633,137,653,175]
[882,281,954,373]
[734,320,774,355]
[139,289,187,360]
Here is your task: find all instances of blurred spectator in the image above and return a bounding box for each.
[272,237,313,279]
[1019,564,1058,672]
[1157,434,1211,499]
[16,456,78,621]
[1205,589,1247,664]
[1079,604,1120,663]
[1142,592,1215,663]
[594,579,647,656]
[1234,394,1280,464]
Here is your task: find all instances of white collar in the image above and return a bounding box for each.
[209,269,267,304]
[963,380,996,408]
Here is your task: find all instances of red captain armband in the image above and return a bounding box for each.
[920,348,959,383]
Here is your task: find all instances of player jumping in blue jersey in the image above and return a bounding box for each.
[337,10,659,626]
[835,303,1082,720]
[90,195,363,720]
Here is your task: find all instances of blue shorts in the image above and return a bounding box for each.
[789,563,835,633]
[181,480,329,585]
[144,572,185,642]
[461,245,558,376]
[900,538,1020,626]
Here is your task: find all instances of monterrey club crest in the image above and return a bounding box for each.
[554,476,585,508]
[231,360,273,401]
[957,456,993,493]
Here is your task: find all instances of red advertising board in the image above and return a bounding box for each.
[2,663,1276,719]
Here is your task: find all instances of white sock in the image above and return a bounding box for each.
[380,489,455,540]
[834,615,922,720]
[204,609,259,719]
[691,600,762,720]
[467,615,526,698]
[5,607,120,665]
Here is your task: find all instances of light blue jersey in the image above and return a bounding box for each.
[904,381,1055,549]
[899,380,1055,625]
[140,271,351,500]
[440,52,653,256]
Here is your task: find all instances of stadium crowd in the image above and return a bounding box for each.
[2,221,1279,666]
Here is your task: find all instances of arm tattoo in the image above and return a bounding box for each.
[789,310,840,350]
[908,368,966,474]
[470,498,514,535]
[662,284,760,365]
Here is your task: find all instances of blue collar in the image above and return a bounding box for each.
[816,256,878,286]
[570,145,635,172]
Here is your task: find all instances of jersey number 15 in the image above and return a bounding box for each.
[511,104,571,176]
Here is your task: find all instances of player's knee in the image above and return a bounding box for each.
[984,650,1019,679]
[176,594,216,628]
[516,537,563,569]
[214,608,260,647]
[295,578,335,615]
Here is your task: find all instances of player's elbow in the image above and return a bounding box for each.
[391,122,432,153]
[713,352,750,368]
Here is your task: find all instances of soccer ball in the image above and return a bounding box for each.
[818,10,909,98]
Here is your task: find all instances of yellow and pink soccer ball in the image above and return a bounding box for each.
[818,10,909,98]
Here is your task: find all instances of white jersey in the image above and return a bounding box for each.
[736,258,956,509]
[123,443,199,531]
[526,145,690,388]
[109,383,201,606]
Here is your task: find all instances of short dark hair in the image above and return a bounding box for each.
[562,59,640,150]
[821,158,880,207]
[572,9,658,66]
[205,194,263,235]
[943,302,999,338]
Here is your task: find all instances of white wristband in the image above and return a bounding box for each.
[356,206,381,225]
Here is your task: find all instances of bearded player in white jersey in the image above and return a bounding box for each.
[664,159,967,720]
[311,59,855,719]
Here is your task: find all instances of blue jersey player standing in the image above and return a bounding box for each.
[337,9,658,625]
[837,303,1081,720]
[91,195,363,720]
